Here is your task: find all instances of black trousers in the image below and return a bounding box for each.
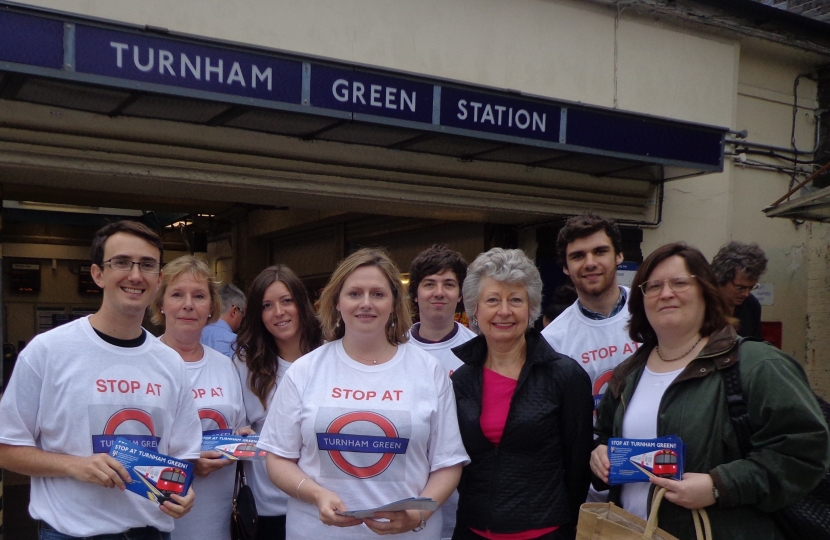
[255,515,286,540]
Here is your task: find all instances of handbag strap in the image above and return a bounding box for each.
[646,487,714,540]
[233,460,246,500]
[722,336,762,457]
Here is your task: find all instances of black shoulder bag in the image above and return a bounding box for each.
[231,461,259,540]
[722,336,830,540]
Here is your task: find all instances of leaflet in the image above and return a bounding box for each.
[108,437,194,505]
[607,435,685,485]
[201,433,267,461]
[336,497,440,519]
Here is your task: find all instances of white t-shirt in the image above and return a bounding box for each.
[407,321,476,539]
[258,340,470,540]
[233,354,292,516]
[407,322,476,377]
[0,316,202,537]
[173,346,248,540]
[620,366,684,519]
[541,288,639,409]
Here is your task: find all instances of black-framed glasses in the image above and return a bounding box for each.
[731,281,760,294]
[102,257,161,274]
[639,275,696,297]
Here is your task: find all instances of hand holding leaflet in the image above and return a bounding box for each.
[607,435,685,485]
[335,497,439,519]
[108,437,194,505]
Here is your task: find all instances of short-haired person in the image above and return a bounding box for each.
[258,248,469,539]
[407,245,477,539]
[541,213,640,502]
[711,241,768,339]
[408,245,476,376]
[590,242,829,539]
[0,221,202,540]
[233,265,324,540]
[452,248,593,540]
[201,283,247,358]
[152,256,248,540]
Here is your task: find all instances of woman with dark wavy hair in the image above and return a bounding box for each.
[234,265,323,540]
[590,242,828,539]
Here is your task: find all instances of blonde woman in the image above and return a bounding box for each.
[258,248,469,539]
[152,256,248,540]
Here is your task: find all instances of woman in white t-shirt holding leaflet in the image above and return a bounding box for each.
[152,256,249,540]
[234,265,324,540]
[258,248,470,539]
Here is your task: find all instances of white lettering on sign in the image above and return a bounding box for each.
[108,42,274,91]
[456,99,546,132]
[331,78,416,112]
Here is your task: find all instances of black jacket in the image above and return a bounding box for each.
[450,330,594,538]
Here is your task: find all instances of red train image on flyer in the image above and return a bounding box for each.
[630,449,679,478]
[133,465,187,497]
[216,441,267,459]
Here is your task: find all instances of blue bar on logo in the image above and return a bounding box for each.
[0,11,64,69]
[310,64,433,124]
[440,86,561,143]
[92,434,161,454]
[74,25,302,104]
[317,433,409,454]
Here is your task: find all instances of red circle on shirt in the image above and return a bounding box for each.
[326,411,399,479]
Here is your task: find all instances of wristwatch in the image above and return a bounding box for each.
[412,510,427,532]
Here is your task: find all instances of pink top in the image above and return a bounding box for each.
[471,368,558,540]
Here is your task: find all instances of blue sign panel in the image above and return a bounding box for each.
[310,65,433,123]
[74,25,302,104]
[566,109,723,167]
[440,86,561,143]
[0,11,64,69]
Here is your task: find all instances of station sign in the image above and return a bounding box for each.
[74,24,303,104]
[0,7,726,171]
[310,65,433,123]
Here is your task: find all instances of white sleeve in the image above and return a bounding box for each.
[427,366,470,471]
[0,354,42,447]
[168,362,203,460]
[257,370,302,459]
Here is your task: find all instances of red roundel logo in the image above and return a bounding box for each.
[326,411,399,479]
[593,370,614,397]
[199,408,229,431]
[103,408,156,435]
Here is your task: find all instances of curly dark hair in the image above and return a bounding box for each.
[555,212,623,267]
[711,241,768,285]
[408,245,468,305]
[235,265,322,408]
[627,242,731,345]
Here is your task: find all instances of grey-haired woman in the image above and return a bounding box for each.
[450,248,594,540]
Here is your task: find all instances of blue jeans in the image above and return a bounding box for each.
[39,521,171,540]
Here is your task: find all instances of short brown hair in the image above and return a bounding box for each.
[408,245,468,305]
[150,256,221,326]
[627,242,730,345]
[91,221,163,267]
[319,248,411,344]
[556,212,622,267]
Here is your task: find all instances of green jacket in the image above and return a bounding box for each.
[594,325,829,540]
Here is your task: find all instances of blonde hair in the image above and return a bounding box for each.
[151,255,221,326]
[318,248,411,345]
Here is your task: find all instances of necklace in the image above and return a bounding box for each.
[656,336,703,362]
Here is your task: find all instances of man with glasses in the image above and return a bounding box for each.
[711,241,768,339]
[200,283,247,359]
[0,221,202,540]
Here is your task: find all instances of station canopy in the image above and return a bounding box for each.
[0,5,727,185]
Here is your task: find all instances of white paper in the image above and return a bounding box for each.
[336,497,439,519]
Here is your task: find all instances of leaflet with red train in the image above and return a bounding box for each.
[201,433,267,460]
[607,435,685,484]
[108,437,194,504]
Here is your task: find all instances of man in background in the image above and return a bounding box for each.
[711,241,768,339]
[200,283,246,358]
